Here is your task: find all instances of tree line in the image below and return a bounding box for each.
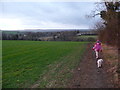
[2,30,97,42]
[2,31,78,41]
[94,0,119,48]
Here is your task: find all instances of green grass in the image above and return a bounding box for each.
[2,40,88,88]
[79,35,98,38]
[77,35,98,39]
[76,35,98,42]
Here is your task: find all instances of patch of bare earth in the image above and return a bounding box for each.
[68,43,116,88]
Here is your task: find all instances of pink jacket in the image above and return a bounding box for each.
[93,43,102,51]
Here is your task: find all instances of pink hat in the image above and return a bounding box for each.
[96,40,101,44]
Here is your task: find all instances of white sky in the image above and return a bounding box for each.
[0,1,101,30]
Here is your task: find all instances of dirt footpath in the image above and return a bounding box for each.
[68,43,114,88]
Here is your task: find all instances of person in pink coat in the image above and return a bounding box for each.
[93,40,102,59]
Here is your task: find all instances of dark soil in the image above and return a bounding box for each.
[68,43,114,88]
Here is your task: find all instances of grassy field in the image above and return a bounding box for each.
[79,35,98,38]
[77,35,98,40]
[3,40,88,88]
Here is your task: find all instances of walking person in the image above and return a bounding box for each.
[92,40,102,59]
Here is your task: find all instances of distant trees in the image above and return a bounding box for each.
[100,1,119,47]
[2,33,18,40]
[56,31,78,41]
[2,30,97,42]
[2,31,78,41]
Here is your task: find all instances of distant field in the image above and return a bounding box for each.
[77,35,98,39]
[79,35,98,38]
[3,40,88,88]
[76,35,98,41]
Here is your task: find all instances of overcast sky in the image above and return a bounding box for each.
[0,1,101,30]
